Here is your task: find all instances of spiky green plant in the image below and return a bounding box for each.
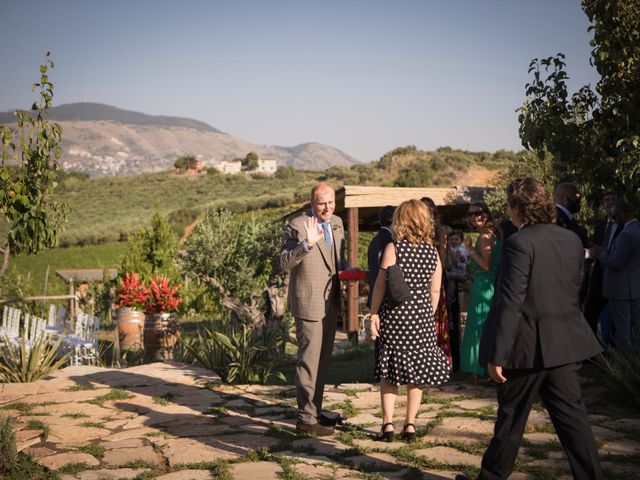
[0,333,69,383]
[182,322,288,384]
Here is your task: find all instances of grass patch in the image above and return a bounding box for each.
[77,444,105,459]
[522,439,561,460]
[58,463,94,475]
[152,392,176,406]
[79,422,104,428]
[61,412,90,419]
[26,420,50,440]
[85,388,133,406]
[124,460,157,469]
[64,383,96,392]
[2,402,35,414]
[325,399,359,419]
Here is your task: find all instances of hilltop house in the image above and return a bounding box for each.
[256,159,277,175]
[213,160,242,174]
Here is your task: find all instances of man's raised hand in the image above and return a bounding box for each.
[304,216,324,247]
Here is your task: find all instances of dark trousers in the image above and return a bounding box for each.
[479,363,603,480]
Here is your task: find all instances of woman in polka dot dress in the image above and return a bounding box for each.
[370,199,452,442]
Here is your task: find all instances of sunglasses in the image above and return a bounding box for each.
[467,210,484,217]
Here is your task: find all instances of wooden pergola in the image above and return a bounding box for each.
[285,185,492,333]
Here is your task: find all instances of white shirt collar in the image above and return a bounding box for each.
[556,204,572,219]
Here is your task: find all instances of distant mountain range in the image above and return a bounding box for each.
[0,103,359,176]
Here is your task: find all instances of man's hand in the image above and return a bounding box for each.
[488,363,506,383]
[304,216,324,247]
[370,314,380,339]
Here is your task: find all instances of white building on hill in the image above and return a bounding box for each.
[213,160,242,174]
[256,159,277,175]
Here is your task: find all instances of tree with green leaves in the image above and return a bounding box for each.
[120,210,179,280]
[179,209,285,325]
[0,53,67,277]
[514,0,639,210]
[241,151,259,171]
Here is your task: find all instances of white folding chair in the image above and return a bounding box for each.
[62,312,101,365]
[46,304,66,335]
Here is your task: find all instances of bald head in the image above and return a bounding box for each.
[555,183,582,214]
[310,182,336,222]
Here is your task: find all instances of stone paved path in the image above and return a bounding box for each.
[1,359,639,479]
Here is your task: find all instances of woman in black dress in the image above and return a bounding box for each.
[370,199,451,442]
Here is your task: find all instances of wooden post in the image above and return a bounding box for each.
[347,207,359,335]
[68,279,76,320]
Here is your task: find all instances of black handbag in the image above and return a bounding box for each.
[386,244,411,308]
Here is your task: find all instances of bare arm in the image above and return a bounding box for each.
[466,231,496,272]
[430,254,442,312]
[369,242,396,338]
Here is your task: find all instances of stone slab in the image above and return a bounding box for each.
[154,470,213,480]
[102,445,160,467]
[38,451,100,470]
[523,432,559,444]
[414,446,482,468]
[230,461,283,479]
[292,437,351,457]
[426,416,495,445]
[343,452,400,470]
[60,468,150,480]
[162,437,244,466]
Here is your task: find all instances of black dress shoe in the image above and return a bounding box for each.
[318,411,342,426]
[296,421,334,436]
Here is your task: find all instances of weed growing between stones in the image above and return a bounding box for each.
[325,399,360,418]
[61,412,89,419]
[79,422,104,428]
[1,453,58,480]
[58,462,95,475]
[77,444,105,459]
[152,392,175,406]
[63,383,96,392]
[85,388,133,406]
[26,419,50,440]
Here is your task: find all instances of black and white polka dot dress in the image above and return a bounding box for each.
[374,239,451,386]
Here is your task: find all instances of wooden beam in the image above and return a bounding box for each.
[347,207,360,333]
[343,186,458,208]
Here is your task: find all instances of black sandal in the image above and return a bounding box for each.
[375,422,394,442]
[402,423,416,442]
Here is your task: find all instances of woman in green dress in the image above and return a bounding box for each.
[460,202,502,383]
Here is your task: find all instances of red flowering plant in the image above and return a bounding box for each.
[146,275,183,315]
[115,273,150,311]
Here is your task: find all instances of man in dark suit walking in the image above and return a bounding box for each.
[457,178,603,480]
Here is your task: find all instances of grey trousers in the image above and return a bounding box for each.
[295,306,338,425]
[609,298,640,351]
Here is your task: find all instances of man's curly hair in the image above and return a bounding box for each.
[507,178,557,225]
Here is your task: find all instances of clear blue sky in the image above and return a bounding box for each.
[1,0,599,162]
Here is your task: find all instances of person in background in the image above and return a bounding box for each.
[445,229,468,372]
[460,202,502,384]
[367,206,395,309]
[457,178,604,480]
[369,199,451,442]
[584,190,620,341]
[592,200,640,352]
[421,197,452,363]
[280,182,347,436]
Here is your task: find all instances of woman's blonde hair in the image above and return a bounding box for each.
[392,199,434,245]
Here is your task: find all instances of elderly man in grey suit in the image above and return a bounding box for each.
[594,200,640,351]
[281,182,347,436]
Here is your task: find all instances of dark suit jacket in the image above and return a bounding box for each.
[479,224,602,370]
[366,227,394,308]
[587,218,621,300]
[555,206,589,248]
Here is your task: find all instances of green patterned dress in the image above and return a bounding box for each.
[460,234,502,376]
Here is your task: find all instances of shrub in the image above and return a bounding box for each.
[182,321,289,384]
[0,414,17,473]
[0,333,69,383]
[597,349,640,410]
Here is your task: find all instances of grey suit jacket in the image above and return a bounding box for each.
[598,218,640,300]
[280,213,346,321]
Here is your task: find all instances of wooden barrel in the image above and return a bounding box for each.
[144,313,179,362]
[115,308,145,351]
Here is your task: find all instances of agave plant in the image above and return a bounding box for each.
[182,321,288,384]
[0,334,69,383]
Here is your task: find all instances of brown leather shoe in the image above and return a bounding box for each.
[296,421,334,436]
